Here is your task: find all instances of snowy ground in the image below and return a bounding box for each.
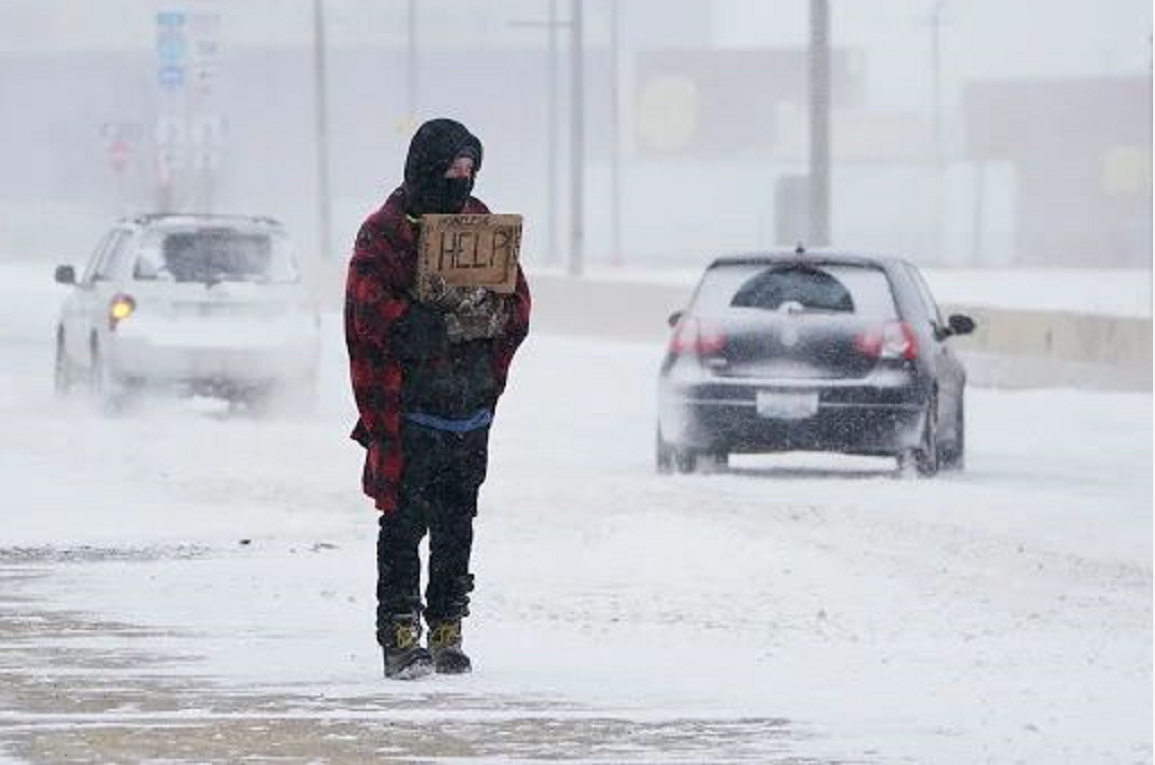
[0,264,1151,763]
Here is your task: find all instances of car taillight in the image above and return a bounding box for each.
[108,293,136,331]
[669,317,725,356]
[854,322,918,360]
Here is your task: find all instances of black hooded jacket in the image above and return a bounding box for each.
[389,119,498,418]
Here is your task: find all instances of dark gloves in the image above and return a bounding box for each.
[424,273,464,310]
[390,302,448,360]
[445,289,509,343]
[424,274,509,343]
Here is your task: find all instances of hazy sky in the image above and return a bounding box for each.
[1,0,1149,114]
[3,0,1149,68]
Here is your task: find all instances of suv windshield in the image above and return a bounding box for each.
[693,262,898,319]
[134,227,298,284]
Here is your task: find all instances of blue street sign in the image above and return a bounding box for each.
[156,11,185,28]
[158,65,185,90]
[156,32,187,63]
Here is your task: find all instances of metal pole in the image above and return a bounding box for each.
[971,162,985,264]
[507,9,570,266]
[407,0,418,123]
[312,0,333,261]
[547,0,559,265]
[609,0,622,266]
[808,0,830,247]
[931,0,944,170]
[930,0,946,260]
[568,0,584,277]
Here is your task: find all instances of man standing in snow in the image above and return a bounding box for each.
[344,118,531,679]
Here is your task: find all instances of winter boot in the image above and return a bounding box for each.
[382,615,433,680]
[428,619,471,674]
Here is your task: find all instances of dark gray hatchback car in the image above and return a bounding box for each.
[656,250,975,476]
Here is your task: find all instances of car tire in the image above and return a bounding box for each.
[899,392,939,478]
[54,332,74,397]
[89,341,131,414]
[674,449,698,474]
[939,395,966,472]
[88,340,106,398]
[655,427,674,475]
[915,393,940,477]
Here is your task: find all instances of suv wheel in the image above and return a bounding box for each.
[54,333,74,397]
[89,341,132,414]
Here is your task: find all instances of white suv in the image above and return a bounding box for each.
[54,214,321,410]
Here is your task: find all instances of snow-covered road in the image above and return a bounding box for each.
[0,270,1151,763]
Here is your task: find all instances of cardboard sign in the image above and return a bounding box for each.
[416,214,523,298]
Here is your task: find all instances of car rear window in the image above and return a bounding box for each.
[692,262,898,319]
[134,228,299,283]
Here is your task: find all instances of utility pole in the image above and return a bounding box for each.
[312,0,333,261]
[808,0,831,247]
[509,5,567,266]
[407,0,418,125]
[609,0,622,266]
[547,0,560,266]
[930,0,944,171]
[929,0,947,261]
[569,0,584,276]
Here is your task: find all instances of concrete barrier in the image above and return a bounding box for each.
[944,304,1151,366]
[940,305,1152,390]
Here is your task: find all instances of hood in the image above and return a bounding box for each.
[402,118,484,216]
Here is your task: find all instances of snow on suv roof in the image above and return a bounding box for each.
[123,213,285,231]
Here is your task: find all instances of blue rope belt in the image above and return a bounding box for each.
[404,409,493,433]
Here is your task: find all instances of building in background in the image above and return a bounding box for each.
[965,76,1152,267]
[0,0,1149,270]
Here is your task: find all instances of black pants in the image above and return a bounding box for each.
[376,422,488,644]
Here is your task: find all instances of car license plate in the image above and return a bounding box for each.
[756,390,818,419]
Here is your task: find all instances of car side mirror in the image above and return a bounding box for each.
[948,314,975,336]
[667,310,684,328]
[54,265,76,285]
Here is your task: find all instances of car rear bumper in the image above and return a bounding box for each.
[105,334,319,392]
[660,374,928,456]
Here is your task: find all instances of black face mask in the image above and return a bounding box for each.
[440,176,474,213]
[411,175,473,216]
[409,175,473,215]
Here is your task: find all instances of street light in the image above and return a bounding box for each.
[609,0,622,266]
[312,0,333,261]
[808,0,830,247]
[508,3,566,267]
[407,0,418,125]
[929,0,947,260]
[508,1,584,276]
[569,0,584,277]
